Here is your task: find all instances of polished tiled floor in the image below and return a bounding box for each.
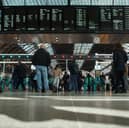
[0,91,129,128]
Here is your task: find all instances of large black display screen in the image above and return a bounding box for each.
[15,8,26,31]
[0,6,129,33]
[40,8,51,31]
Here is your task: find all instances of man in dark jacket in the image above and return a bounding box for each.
[15,61,26,91]
[113,43,128,93]
[32,43,51,92]
[68,59,79,92]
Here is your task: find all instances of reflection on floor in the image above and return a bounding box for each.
[0,91,129,128]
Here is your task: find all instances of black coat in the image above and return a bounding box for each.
[113,49,128,71]
[68,61,79,75]
[32,48,51,66]
[13,63,27,78]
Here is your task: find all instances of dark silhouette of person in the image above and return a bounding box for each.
[113,43,128,93]
[15,61,26,91]
[32,43,51,92]
[68,59,79,92]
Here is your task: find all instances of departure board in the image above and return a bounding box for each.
[27,8,39,30]
[3,8,15,31]
[87,7,99,31]
[112,8,123,30]
[76,8,87,30]
[125,7,129,30]
[63,8,75,31]
[1,6,129,33]
[15,9,26,31]
[0,10,1,31]
[51,9,63,31]
[100,8,112,31]
[40,9,51,31]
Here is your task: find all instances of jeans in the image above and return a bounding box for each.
[123,75,128,90]
[15,77,25,91]
[35,65,49,91]
[115,71,125,91]
[69,74,78,92]
[53,76,60,88]
[12,76,18,89]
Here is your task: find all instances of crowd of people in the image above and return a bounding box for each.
[0,43,128,94]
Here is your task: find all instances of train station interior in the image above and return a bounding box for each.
[0,0,129,128]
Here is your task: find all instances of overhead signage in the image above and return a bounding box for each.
[0,6,129,33]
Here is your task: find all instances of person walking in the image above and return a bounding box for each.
[32,43,51,92]
[113,43,128,93]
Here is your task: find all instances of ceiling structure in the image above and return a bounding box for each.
[1,34,129,44]
[89,44,115,54]
[1,0,129,6]
[0,33,129,71]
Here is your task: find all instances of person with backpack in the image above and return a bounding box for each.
[113,43,128,93]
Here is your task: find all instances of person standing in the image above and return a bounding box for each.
[12,63,19,90]
[32,43,51,92]
[113,43,128,93]
[84,73,94,92]
[62,71,70,91]
[124,61,128,90]
[15,61,26,91]
[68,59,79,92]
[52,64,62,92]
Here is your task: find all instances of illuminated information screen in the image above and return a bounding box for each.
[0,6,129,33]
[100,7,112,31]
[125,7,129,30]
[40,8,51,31]
[15,9,26,31]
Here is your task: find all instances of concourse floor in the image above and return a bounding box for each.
[0,91,129,128]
